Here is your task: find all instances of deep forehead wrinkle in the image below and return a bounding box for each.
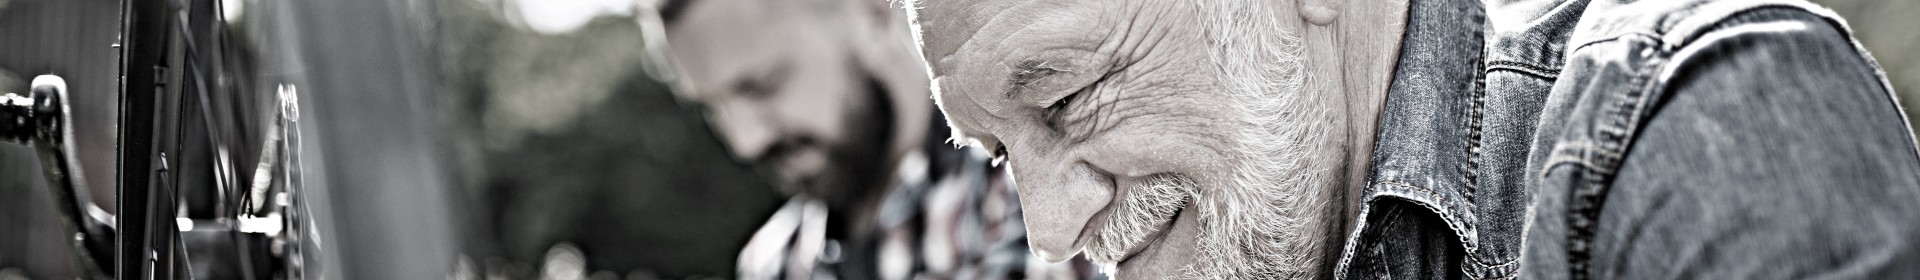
[958,6,1096,114]
[915,0,1027,71]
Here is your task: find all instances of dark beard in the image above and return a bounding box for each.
[764,65,890,212]
[796,68,895,213]
[812,67,898,280]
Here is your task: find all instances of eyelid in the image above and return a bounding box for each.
[735,60,794,98]
[1043,68,1116,130]
[1010,59,1095,109]
[1046,85,1087,109]
[1042,64,1121,108]
[1030,76,1083,109]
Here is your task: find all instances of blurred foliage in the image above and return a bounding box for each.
[432,0,783,278]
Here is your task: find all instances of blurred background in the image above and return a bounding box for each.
[0,0,1913,279]
[434,0,789,278]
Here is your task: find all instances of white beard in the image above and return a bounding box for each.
[1082,0,1341,278]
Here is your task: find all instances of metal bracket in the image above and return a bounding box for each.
[0,75,117,278]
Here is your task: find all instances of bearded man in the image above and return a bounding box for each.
[905,0,1920,278]
[648,0,1094,278]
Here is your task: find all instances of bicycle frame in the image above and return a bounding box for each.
[3,0,449,278]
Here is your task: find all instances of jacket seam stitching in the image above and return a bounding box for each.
[1368,180,1523,279]
[1486,60,1561,79]
[1465,51,1489,205]
[1566,36,1670,280]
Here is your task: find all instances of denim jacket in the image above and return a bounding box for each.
[1336,0,1920,278]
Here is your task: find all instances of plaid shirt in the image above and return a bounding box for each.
[738,145,1098,279]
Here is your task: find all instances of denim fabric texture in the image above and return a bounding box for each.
[1336,0,1920,278]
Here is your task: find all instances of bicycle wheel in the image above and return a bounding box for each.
[117,0,301,279]
[110,0,468,277]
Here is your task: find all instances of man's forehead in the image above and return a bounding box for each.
[905,0,1025,69]
[907,0,1051,147]
[930,75,992,147]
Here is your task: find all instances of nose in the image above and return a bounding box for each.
[706,100,778,161]
[1007,147,1114,262]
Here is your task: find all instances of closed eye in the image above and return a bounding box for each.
[1042,88,1080,131]
[733,60,793,98]
[1044,69,1115,133]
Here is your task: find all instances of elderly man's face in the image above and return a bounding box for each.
[909,0,1344,277]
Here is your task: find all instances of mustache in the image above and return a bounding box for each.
[1084,174,1197,264]
[757,136,819,165]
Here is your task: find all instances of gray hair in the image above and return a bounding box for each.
[1188,0,1339,277]
[1079,1,1338,278]
[1080,1,1338,270]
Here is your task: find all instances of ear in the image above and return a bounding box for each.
[1299,0,1342,26]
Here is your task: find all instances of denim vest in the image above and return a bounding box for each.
[1335,0,1920,278]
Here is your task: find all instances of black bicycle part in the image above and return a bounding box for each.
[0,76,118,279]
[119,0,281,278]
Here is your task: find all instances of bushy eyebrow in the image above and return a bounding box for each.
[1006,59,1072,98]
